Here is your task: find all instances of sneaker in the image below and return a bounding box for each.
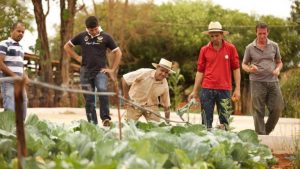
[102,119,111,127]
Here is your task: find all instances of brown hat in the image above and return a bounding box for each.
[152,58,175,73]
[202,21,229,35]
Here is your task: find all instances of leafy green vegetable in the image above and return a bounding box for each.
[0,111,276,169]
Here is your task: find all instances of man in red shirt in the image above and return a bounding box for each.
[188,21,241,130]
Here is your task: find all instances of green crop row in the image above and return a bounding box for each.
[0,111,276,169]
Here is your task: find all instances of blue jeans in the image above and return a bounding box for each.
[0,73,27,119]
[80,67,110,124]
[200,88,230,129]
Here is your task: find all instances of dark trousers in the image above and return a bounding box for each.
[250,81,284,135]
[80,67,110,124]
[200,88,231,129]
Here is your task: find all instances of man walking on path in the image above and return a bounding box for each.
[64,16,122,126]
[122,58,173,122]
[0,21,28,118]
[188,21,241,130]
[242,22,284,135]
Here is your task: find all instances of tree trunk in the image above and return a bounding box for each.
[32,0,54,107]
[119,0,128,59]
[107,0,114,34]
[241,80,252,115]
[58,0,77,106]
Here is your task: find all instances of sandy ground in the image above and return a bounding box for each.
[2,107,300,153]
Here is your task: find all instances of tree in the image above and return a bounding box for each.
[291,0,300,25]
[44,0,300,115]
[58,0,77,106]
[0,0,33,40]
[32,0,54,107]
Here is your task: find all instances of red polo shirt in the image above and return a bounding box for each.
[197,40,240,90]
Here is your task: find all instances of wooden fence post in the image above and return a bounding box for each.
[14,77,27,169]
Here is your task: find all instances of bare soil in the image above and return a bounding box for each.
[271,153,293,169]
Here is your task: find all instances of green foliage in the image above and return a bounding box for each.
[293,145,300,168]
[0,112,277,169]
[0,0,33,40]
[237,129,259,144]
[281,68,300,118]
[0,111,15,133]
[76,93,85,107]
[290,136,300,169]
[220,99,234,130]
[48,1,300,88]
[168,68,185,110]
[290,0,300,26]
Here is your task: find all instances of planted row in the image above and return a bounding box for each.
[0,111,275,169]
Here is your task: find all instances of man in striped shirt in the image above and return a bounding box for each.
[0,21,27,117]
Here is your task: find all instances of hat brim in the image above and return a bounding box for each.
[202,30,229,35]
[152,63,175,73]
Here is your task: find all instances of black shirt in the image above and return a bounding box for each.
[70,31,118,74]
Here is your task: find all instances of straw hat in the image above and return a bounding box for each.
[202,21,229,35]
[152,58,175,73]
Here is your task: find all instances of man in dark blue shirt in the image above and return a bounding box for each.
[64,16,122,126]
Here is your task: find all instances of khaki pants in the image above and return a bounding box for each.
[126,105,160,122]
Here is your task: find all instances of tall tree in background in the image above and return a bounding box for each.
[106,0,117,74]
[106,0,128,76]
[291,0,300,32]
[32,0,54,106]
[0,0,33,41]
[58,0,77,106]
[118,0,128,58]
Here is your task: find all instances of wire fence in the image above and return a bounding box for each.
[0,76,190,124]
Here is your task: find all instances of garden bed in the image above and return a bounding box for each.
[271,153,293,169]
[1,108,299,168]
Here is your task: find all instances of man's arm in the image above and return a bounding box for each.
[232,68,241,99]
[0,54,17,77]
[110,48,122,72]
[241,63,249,72]
[63,42,82,64]
[242,63,258,73]
[188,71,203,101]
[164,106,170,122]
[273,60,283,76]
[121,77,130,100]
[101,48,122,81]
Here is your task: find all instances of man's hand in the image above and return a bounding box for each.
[75,55,82,64]
[188,91,199,101]
[101,68,116,81]
[248,64,258,73]
[232,88,240,102]
[272,67,280,76]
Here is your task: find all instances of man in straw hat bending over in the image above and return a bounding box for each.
[188,21,241,130]
[122,58,174,122]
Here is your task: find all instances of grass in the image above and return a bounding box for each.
[292,137,300,168]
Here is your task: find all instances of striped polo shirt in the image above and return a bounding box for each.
[0,37,24,75]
